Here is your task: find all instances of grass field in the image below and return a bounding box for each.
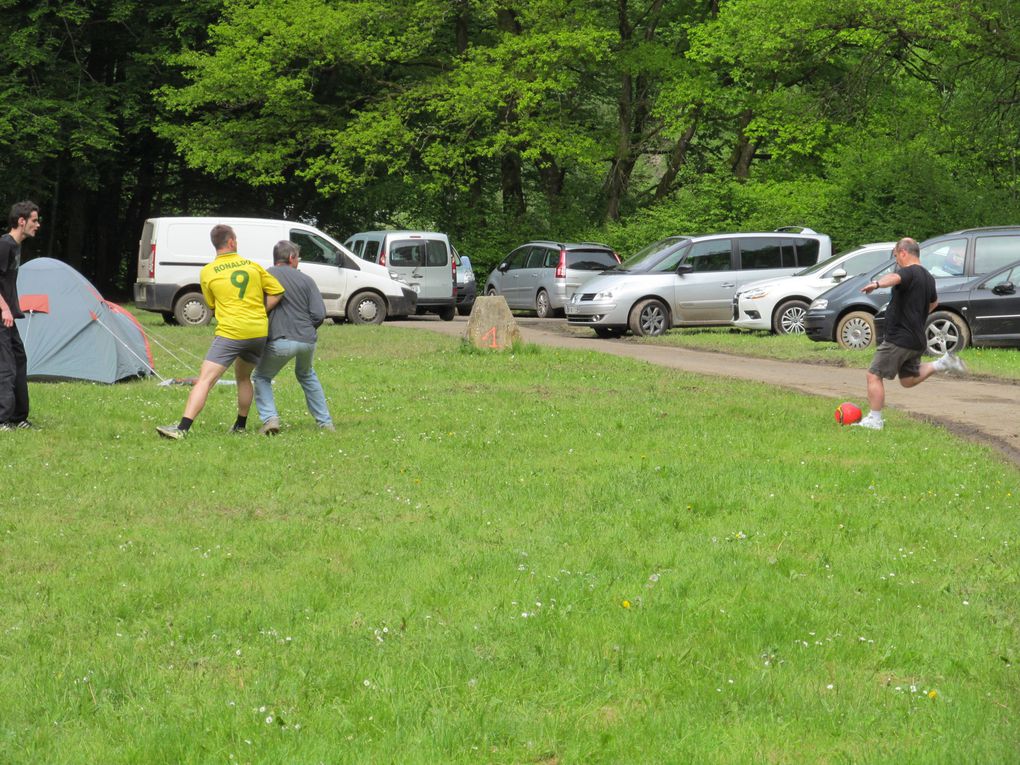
[2,314,1018,763]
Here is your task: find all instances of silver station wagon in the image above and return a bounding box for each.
[566,229,832,337]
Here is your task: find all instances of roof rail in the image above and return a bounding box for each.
[774,226,818,234]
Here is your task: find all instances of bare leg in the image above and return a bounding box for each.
[183,360,229,420]
[899,362,938,389]
[235,358,256,417]
[866,371,885,413]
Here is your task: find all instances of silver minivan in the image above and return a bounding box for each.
[566,229,832,337]
[484,241,620,318]
[344,230,456,320]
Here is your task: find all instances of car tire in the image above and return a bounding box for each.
[457,304,473,316]
[438,306,456,321]
[535,289,552,319]
[593,327,623,339]
[773,299,809,335]
[347,291,387,324]
[629,298,669,337]
[926,311,970,355]
[173,291,212,326]
[836,311,875,350]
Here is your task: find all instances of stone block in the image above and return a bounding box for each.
[465,296,521,350]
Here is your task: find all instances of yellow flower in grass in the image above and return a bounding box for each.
[621,600,631,609]
[928,690,938,700]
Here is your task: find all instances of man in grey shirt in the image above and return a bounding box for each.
[252,241,334,433]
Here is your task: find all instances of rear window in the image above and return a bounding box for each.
[566,249,618,271]
[425,239,449,266]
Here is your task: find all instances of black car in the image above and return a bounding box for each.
[804,227,1020,349]
[874,259,1020,354]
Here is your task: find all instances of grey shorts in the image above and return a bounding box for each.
[869,341,922,380]
[204,336,266,367]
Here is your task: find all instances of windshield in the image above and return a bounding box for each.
[618,236,690,272]
[794,247,859,277]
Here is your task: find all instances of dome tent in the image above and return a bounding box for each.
[15,258,154,383]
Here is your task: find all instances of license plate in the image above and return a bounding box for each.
[565,305,577,315]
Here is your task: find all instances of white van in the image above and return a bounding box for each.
[134,217,417,326]
[343,230,457,320]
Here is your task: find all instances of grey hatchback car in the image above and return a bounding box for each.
[484,241,621,318]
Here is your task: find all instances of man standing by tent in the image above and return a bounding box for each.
[0,201,40,431]
[157,224,284,439]
[252,241,334,434]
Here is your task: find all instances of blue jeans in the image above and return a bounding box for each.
[252,339,332,426]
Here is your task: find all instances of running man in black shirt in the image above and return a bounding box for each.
[0,201,40,431]
[856,237,965,430]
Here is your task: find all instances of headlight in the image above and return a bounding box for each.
[742,288,768,300]
[809,298,828,310]
[593,290,614,301]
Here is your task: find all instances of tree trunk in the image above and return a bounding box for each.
[654,109,701,200]
[497,7,525,219]
[730,109,756,180]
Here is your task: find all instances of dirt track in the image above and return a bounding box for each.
[389,315,1020,468]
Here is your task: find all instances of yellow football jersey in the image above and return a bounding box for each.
[200,253,285,339]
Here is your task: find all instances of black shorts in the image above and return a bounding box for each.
[869,341,922,380]
[204,336,266,367]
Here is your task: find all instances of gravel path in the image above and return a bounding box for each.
[389,315,1020,467]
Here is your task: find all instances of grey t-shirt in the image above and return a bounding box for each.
[266,265,326,344]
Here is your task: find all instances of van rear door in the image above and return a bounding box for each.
[136,220,155,282]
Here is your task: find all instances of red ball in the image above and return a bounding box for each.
[835,401,863,425]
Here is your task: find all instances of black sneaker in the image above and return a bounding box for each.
[229,425,246,434]
[15,420,35,429]
[0,423,12,432]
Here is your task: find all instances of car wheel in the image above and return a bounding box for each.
[173,291,212,326]
[836,311,875,350]
[773,299,809,335]
[457,304,473,316]
[535,289,552,319]
[485,285,498,297]
[347,291,387,324]
[926,311,970,355]
[629,298,669,337]
[593,327,623,339]
[438,306,456,321]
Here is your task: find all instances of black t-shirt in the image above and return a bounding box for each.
[885,263,937,351]
[0,233,23,320]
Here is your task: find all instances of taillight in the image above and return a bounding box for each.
[451,256,457,296]
[379,250,386,266]
[555,250,566,279]
[148,244,156,279]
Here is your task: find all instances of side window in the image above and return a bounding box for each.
[425,240,448,267]
[363,240,380,263]
[685,240,733,272]
[390,241,425,267]
[506,248,529,270]
[792,238,819,266]
[921,238,966,276]
[739,237,785,270]
[974,236,1020,275]
[525,248,547,268]
[349,239,365,257]
[827,249,890,278]
[289,230,341,266]
[543,248,560,268]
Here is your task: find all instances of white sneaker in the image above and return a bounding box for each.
[854,413,884,430]
[938,353,967,375]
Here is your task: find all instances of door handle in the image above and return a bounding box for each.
[720,282,736,288]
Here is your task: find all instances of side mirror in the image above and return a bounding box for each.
[992,282,1015,296]
[497,262,510,273]
[676,263,694,275]
[831,268,847,281]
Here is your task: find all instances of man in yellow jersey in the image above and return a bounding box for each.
[157,224,285,439]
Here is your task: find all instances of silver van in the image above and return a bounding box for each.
[133,217,417,326]
[484,241,620,318]
[567,229,832,337]
[343,231,456,320]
